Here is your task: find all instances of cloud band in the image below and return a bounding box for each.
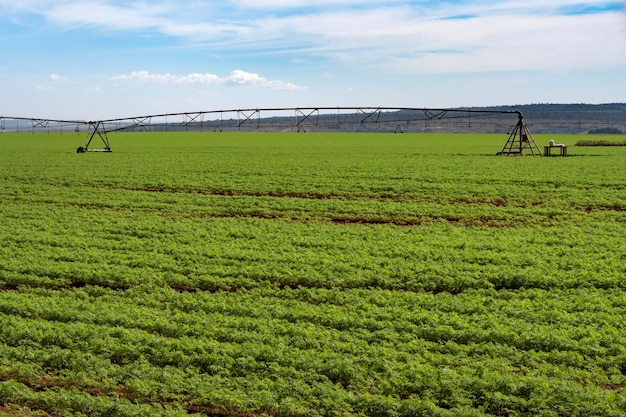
[114,70,306,90]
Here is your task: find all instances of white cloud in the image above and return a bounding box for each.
[114,70,306,90]
[3,1,625,76]
[270,6,626,74]
[225,70,304,90]
[50,73,68,81]
[230,0,397,8]
[31,73,69,92]
[42,1,171,30]
[114,71,221,85]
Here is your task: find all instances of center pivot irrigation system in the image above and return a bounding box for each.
[1,107,543,156]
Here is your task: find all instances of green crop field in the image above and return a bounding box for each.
[0,132,625,417]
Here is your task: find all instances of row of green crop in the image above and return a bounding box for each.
[2,133,625,209]
[1,200,624,293]
[1,285,625,416]
[0,379,188,417]
[7,172,625,212]
[3,180,625,229]
[2,285,626,361]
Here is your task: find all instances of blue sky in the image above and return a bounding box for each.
[1,0,625,119]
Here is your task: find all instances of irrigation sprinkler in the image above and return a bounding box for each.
[2,107,541,155]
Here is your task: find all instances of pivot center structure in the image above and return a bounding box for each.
[496,113,542,156]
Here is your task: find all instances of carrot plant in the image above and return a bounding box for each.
[0,132,625,416]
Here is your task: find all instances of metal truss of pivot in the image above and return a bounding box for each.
[497,114,542,156]
[295,108,320,132]
[358,108,382,125]
[77,121,112,153]
[424,109,449,120]
[131,116,152,132]
[32,119,49,133]
[237,109,261,129]
[183,112,205,131]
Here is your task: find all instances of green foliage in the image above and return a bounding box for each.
[0,132,625,416]
[576,139,626,146]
